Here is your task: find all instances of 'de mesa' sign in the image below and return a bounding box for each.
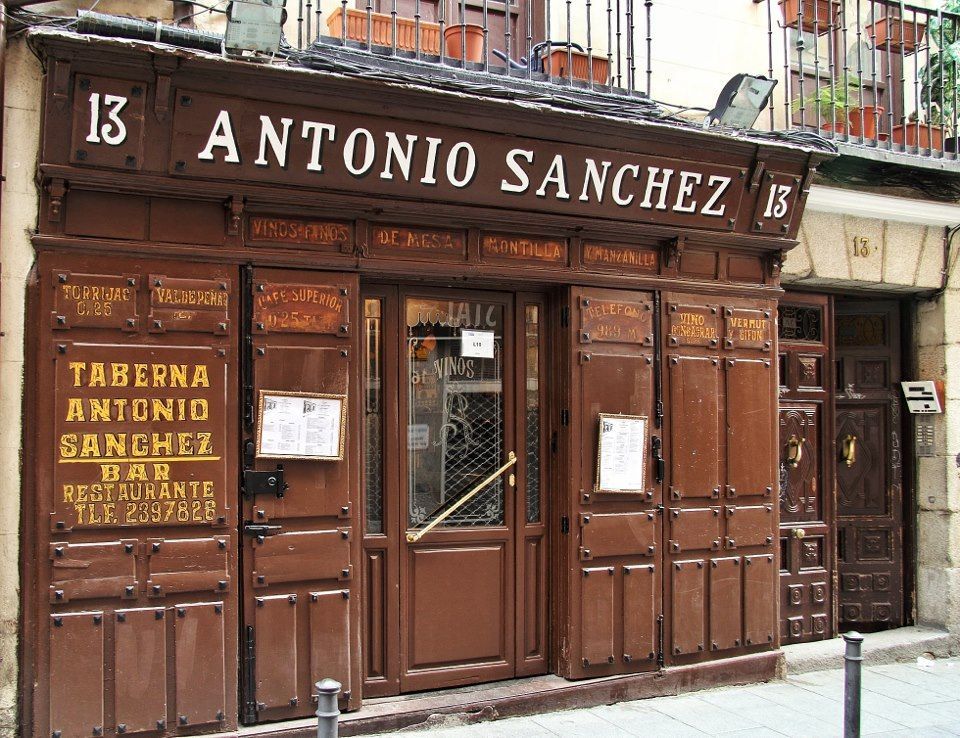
[146,91,796,232]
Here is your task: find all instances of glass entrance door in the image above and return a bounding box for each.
[399,292,517,691]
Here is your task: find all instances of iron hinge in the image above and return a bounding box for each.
[242,625,258,723]
[560,515,569,534]
[656,614,665,669]
[560,305,570,328]
[560,408,569,427]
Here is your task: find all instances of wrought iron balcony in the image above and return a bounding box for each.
[290,1,654,96]
[758,0,960,162]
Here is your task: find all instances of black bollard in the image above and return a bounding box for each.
[843,631,864,738]
[316,678,341,738]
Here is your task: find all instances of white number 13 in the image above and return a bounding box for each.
[86,93,129,146]
[763,184,793,220]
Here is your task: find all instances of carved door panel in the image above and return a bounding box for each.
[835,301,904,629]
[777,294,833,645]
[563,286,662,679]
[241,269,361,723]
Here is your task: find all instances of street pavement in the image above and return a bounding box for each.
[371,657,960,737]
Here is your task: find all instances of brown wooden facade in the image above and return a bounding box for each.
[20,31,833,738]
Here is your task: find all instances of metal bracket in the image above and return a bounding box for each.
[243,466,288,498]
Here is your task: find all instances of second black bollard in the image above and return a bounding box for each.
[843,631,864,738]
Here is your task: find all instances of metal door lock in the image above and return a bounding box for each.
[243,465,288,498]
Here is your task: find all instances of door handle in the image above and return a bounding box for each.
[841,434,857,467]
[406,452,517,543]
[786,435,804,468]
[793,528,806,539]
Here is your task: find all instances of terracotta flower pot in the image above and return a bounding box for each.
[443,23,484,62]
[821,120,849,135]
[892,122,944,149]
[326,7,441,55]
[780,0,840,36]
[542,48,611,85]
[865,16,927,54]
[848,106,885,139]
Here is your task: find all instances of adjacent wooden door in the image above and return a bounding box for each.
[240,268,361,723]
[360,287,547,695]
[777,294,834,644]
[835,300,905,629]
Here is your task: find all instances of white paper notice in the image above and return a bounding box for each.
[259,393,344,459]
[597,415,647,492]
[408,423,430,451]
[461,329,495,358]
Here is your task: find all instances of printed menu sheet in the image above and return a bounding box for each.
[597,413,647,492]
[257,391,346,460]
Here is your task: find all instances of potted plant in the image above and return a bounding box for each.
[792,82,858,133]
[919,4,960,150]
[848,104,886,139]
[892,113,946,150]
[780,0,841,36]
[443,23,484,62]
[866,12,927,54]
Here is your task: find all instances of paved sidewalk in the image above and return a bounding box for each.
[372,657,960,737]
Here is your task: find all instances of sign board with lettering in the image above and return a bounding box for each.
[52,343,229,530]
[370,225,466,260]
[256,390,346,460]
[149,275,230,335]
[724,308,772,351]
[481,234,568,265]
[667,304,721,348]
[52,271,139,331]
[253,283,349,335]
[596,414,647,493]
[580,298,653,345]
[248,216,352,249]
[582,242,659,273]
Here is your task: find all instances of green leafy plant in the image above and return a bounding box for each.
[920,1,960,132]
[792,80,861,123]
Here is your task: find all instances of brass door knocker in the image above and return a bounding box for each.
[786,435,804,468]
[841,434,857,467]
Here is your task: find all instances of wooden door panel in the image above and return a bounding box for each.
[835,299,904,630]
[668,355,720,500]
[709,557,742,652]
[115,607,167,734]
[243,268,361,722]
[564,287,661,680]
[406,544,509,672]
[777,294,834,645]
[35,255,240,738]
[779,405,822,524]
[726,358,775,498]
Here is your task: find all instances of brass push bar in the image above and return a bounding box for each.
[405,451,517,543]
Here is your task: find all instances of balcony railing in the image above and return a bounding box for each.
[760,0,960,160]
[288,1,654,97]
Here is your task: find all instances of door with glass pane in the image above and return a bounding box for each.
[399,290,517,690]
[360,286,547,694]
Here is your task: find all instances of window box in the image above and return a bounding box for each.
[780,0,841,36]
[865,16,927,54]
[542,48,611,85]
[892,122,943,150]
[326,7,441,55]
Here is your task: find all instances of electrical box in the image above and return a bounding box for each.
[224,0,286,56]
[900,381,944,414]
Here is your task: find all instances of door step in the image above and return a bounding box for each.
[232,651,779,737]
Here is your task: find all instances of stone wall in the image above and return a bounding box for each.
[0,38,43,733]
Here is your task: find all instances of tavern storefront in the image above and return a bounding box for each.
[20,30,833,738]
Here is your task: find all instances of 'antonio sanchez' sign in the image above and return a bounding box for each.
[150,91,798,233]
